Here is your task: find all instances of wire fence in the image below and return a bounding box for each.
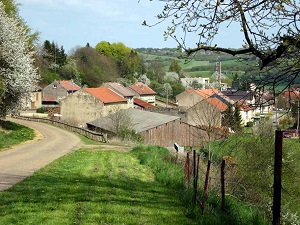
[172,144,300,224]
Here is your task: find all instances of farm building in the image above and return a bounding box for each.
[87,108,207,147]
[60,88,129,127]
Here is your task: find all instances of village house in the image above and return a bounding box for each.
[221,90,255,106]
[176,88,219,110]
[102,82,135,108]
[60,87,129,127]
[86,108,207,147]
[133,98,156,110]
[185,97,228,127]
[128,82,156,105]
[239,105,256,126]
[22,86,43,110]
[42,80,81,107]
[283,88,300,108]
[180,77,210,89]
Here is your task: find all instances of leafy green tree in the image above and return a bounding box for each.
[222,104,242,132]
[170,82,185,99]
[121,50,144,77]
[59,59,81,85]
[149,80,162,94]
[146,61,165,83]
[95,41,144,78]
[191,80,202,89]
[72,47,119,87]
[169,59,181,74]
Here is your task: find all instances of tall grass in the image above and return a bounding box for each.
[131,145,269,225]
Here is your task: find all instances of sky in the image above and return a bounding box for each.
[16,0,244,55]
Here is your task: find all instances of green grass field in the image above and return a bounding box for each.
[0,149,195,225]
[0,120,34,150]
[2,121,296,224]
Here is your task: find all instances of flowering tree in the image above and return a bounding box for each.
[0,2,39,118]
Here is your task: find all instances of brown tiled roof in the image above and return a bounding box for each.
[187,89,218,98]
[103,82,135,97]
[42,97,57,102]
[134,98,156,109]
[58,80,81,91]
[283,90,300,99]
[129,82,156,95]
[206,97,228,112]
[84,88,127,103]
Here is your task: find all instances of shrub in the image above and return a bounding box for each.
[117,128,142,143]
[36,107,48,113]
[245,121,253,127]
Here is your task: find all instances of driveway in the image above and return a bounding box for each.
[0,118,82,191]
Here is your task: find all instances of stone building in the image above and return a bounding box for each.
[60,87,129,127]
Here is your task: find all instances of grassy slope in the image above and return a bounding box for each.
[0,149,195,225]
[0,120,34,150]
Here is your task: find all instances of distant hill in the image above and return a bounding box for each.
[135,47,257,80]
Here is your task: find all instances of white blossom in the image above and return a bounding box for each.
[0,2,39,117]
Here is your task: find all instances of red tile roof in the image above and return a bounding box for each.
[129,82,156,95]
[84,88,127,103]
[134,98,156,109]
[42,97,57,102]
[206,97,228,112]
[283,90,300,99]
[187,89,218,98]
[58,80,81,91]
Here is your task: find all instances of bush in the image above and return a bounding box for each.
[245,121,253,127]
[117,128,142,143]
[36,107,48,113]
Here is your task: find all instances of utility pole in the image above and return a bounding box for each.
[297,98,299,137]
[273,130,283,225]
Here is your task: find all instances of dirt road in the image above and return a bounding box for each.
[0,118,81,191]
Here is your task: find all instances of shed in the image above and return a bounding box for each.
[87,108,207,147]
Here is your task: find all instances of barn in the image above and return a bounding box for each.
[87,108,207,147]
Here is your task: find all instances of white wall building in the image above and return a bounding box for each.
[180,77,210,89]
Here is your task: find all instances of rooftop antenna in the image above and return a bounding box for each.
[215,57,222,90]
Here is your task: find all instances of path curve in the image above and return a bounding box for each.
[0,118,82,192]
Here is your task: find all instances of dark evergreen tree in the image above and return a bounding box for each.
[231,73,239,90]
[42,40,67,68]
[222,104,234,127]
[233,105,243,132]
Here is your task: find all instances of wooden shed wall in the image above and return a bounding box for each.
[140,119,207,147]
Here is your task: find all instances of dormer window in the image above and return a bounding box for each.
[53,84,57,89]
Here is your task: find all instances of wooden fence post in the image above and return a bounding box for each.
[185,151,190,188]
[194,153,200,205]
[273,130,283,225]
[221,159,225,213]
[201,160,211,214]
[193,150,197,204]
